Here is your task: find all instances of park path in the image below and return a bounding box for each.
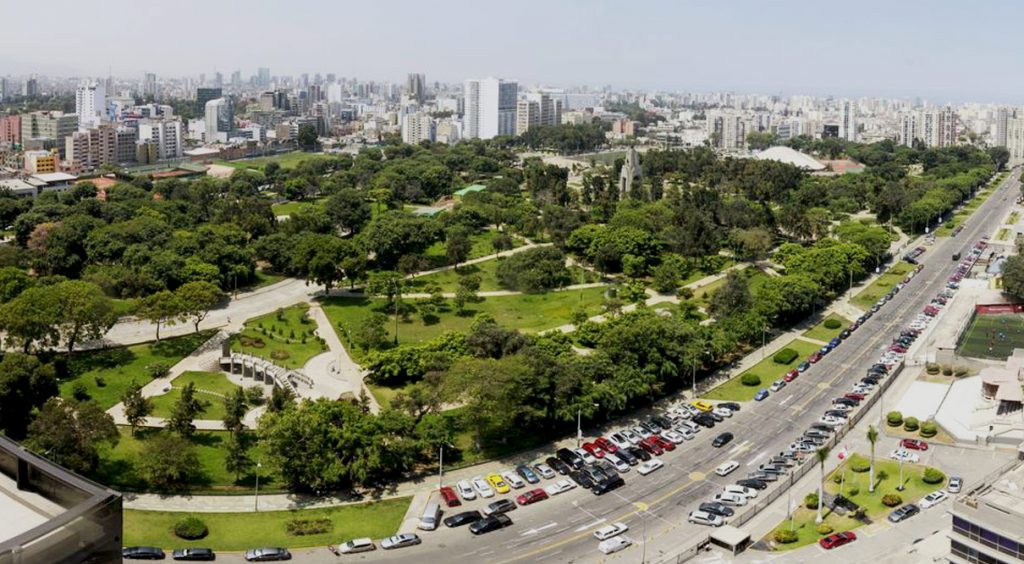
[303,303,380,412]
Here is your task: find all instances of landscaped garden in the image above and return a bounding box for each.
[701,339,820,402]
[803,314,850,343]
[232,305,326,369]
[123,497,410,551]
[767,453,945,550]
[148,371,241,421]
[59,332,214,409]
[851,261,915,310]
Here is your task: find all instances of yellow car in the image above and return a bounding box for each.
[486,473,510,494]
[690,400,713,412]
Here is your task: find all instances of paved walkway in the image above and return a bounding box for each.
[305,303,380,412]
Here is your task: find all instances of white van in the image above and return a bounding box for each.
[715,461,739,477]
[418,502,441,531]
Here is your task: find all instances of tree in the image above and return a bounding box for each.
[815,445,831,524]
[175,281,223,333]
[139,433,200,488]
[746,131,777,151]
[0,353,57,439]
[709,270,752,319]
[652,262,681,294]
[121,380,153,436]
[137,290,183,342]
[495,247,571,293]
[0,267,33,303]
[324,189,372,235]
[0,286,59,352]
[223,387,248,436]
[267,384,295,413]
[446,227,472,268]
[867,425,879,493]
[1002,255,1024,302]
[25,398,118,474]
[224,434,254,481]
[354,312,389,352]
[52,281,117,353]
[492,233,514,256]
[167,382,207,438]
[297,124,318,151]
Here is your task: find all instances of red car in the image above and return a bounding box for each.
[639,437,664,456]
[652,436,676,451]
[820,531,857,550]
[784,370,799,382]
[844,393,866,401]
[809,352,823,364]
[594,437,618,454]
[900,439,929,451]
[582,442,606,458]
[439,486,461,507]
[516,488,549,506]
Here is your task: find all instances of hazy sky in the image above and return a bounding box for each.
[2,0,1021,102]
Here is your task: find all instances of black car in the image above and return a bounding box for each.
[862,376,881,386]
[485,499,516,515]
[758,464,787,475]
[805,430,830,441]
[769,456,795,467]
[123,547,166,560]
[651,415,674,429]
[699,502,734,517]
[568,469,594,489]
[469,513,513,535]
[718,402,741,412]
[172,548,215,561]
[556,448,584,469]
[824,410,849,419]
[871,363,891,373]
[626,445,651,462]
[888,504,920,523]
[693,413,716,428]
[839,329,851,339]
[546,456,571,475]
[613,448,638,466]
[244,548,291,562]
[444,510,483,528]
[833,398,858,407]
[591,475,625,496]
[748,471,778,482]
[736,478,768,490]
[809,423,833,433]
[712,432,734,448]
[801,434,825,446]
[582,465,610,484]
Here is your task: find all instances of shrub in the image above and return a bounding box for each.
[849,454,871,473]
[882,494,902,507]
[174,517,208,540]
[244,387,265,406]
[923,467,945,484]
[903,417,919,432]
[824,318,842,330]
[804,492,819,509]
[942,365,953,376]
[847,486,860,496]
[920,420,937,438]
[147,363,170,379]
[93,375,106,387]
[925,362,940,375]
[816,523,834,535]
[773,348,799,364]
[678,287,694,300]
[741,373,761,387]
[886,411,903,427]
[271,350,290,361]
[286,517,332,536]
[71,382,90,401]
[954,367,968,377]
[774,529,799,544]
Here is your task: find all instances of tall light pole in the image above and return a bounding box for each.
[577,403,599,447]
[254,460,263,511]
[438,442,454,490]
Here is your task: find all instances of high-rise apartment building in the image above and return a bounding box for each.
[708,111,746,151]
[258,67,271,88]
[898,112,918,147]
[401,112,435,144]
[204,98,233,143]
[195,87,223,113]
[464,78,518,140]
[839,100,858,142]
[1006,116,1024,166]
[65,126,136,171]
[143,73,157,99]
[75,82,106,128]
[21,111,79,156]
[137,120,184,160]
[0,78,8,102]
[516,91,563,135]
[995,107,1009,147]
[23,77,38,97]
[407,73,426,103]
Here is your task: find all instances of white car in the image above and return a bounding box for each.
[598,536,633,555]
[715,461,739,476]
[633,426,653,439]
[683,404,702,417]
[851,385,873,395]
[688,510,723,527]
[675,420,700,433]
[819,416,845,427]
[533,463,556,479]
[769,379,786,392]
[575,448,597,465]
[472,476,495,498]
[920,490,948,509]
[724,484,758,499]
[638,458,664,476]
[712,407,733,418]
[830,403,852,412]
[501,470,526,489]
[948,477,963,493]
[621,429,642,444]
[667,406,692,420]
[608,432,631,449]
[593,522,629,540]
[338,538,376,554]
[713,492,747,506]
[889,449,920,463]
[675,427,696,441]
[544,479,576,496]
[660,430,685,444]
[456,479,476,501]
[608,456,630,473]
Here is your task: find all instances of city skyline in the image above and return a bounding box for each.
[3,0,1024,104]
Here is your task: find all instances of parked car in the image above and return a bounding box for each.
[639,437,664,455]
[469,514,513,535]
[608,433,631,450]
[715,460,739,476]
[638,458,664,475]
[244,548,291,562]
[920,490,948,509]
[736,478,768,490]
[501,470,526,489]
[472,476,496,497]
[754,389,770,401]
[556,447,584,469]
[769,379,786,392]
[444,510,483,528]
[690,400,714,412]
[574,447,598,464]
[621,429,642,444]
[544,479,576,496]
[784,370,798,382]
[888,504,921,523]
[568,469,594,489]
[379,533,421,550]
[712,432,734,448]
[724,484,758,499]
[948,476,963,493]
[699,501,735,517]
[688,510,724,527]
[889,449,920,463]
[718,402,741,412]
[900,439,929,451]
[171,548,215,561]
[613,448,638,466]
[627,445,651,462]
[798,361,811,372]
[516,464,540,484]
[455,479,477,501]
[516,488,549,506]
[651,435,676,451]
[483,499,517,516]
[819,531,857,550]
[439,485,461,507]
[693,413,717,427]
[581,442,605,460]
[338,538,376,554]
[713,492,747,506]
[712,407,733,418]
[593,522,629,540]
[123,547,166,560]
[545,456,571,475]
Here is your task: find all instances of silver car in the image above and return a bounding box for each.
[380,533,421,550]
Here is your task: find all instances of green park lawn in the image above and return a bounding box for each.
[59,332,213,409]
[270,198,327,217]
[123,498,410,551]
[322,287,610,356]
[767,454,944,550]
[701,339,820,402]
[419,230,525,269]
[93,427,281,493]
[215,152,335,171]
[851,261,915,310]
[803,314,851,343]
[409,257,599,293]
[232,304,326,369]
[149,371,240,421]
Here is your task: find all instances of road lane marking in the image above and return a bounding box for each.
[779,395,793,405]
[573,519,606,532]
[746,450,768,466]
[520,522,558,536]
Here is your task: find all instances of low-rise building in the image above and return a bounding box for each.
[950,461,1024,563]
[24,150,57,174]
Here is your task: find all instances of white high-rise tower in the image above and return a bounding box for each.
[75,81,106,129]
[463,78,518,140]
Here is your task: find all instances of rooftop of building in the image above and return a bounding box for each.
[29,172,77,185]
[976,462,1024,516]
[753,146,826,171]
[453,184,486,197]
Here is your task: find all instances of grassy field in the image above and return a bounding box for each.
[803,314,851,343]
[271,198,328,217]
[123,498,410,551]
[232,304,326,369]
[149,371,240,421]
[60,332,213,409]
[215,152,336,171]
[93,427,282,493]
[322,287,609,353]
[409,258,600,293]
[420,230,525,267]
[767,454,943,550]
[957,313,1024,360]
[568,150,627,166]
[851,262,915,310]
[701,339,820,402]
[997,228,1012,241]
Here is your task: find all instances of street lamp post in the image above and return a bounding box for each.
[897,456,905,491]
[438,444,444,490]
[254,460,263,511]
[577,403,599,447]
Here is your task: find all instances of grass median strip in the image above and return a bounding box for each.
[851,261,914,311]
[123,497,410,551]
[701,339,820,402]
[803,314,850,343]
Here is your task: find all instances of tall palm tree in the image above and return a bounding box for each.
[815,446,831,524]
[867,425,879,493]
